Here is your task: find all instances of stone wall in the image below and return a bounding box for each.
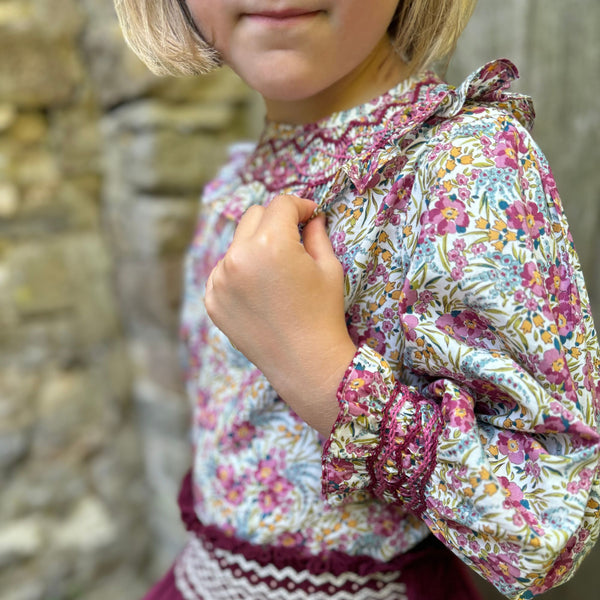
[0,1,258,598]
[1,1,598,599]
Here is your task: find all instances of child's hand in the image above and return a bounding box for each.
[205,195,357,437]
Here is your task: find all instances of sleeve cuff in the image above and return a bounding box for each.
[322,345,442,515]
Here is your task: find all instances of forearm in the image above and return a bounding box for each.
[263,334,357,437]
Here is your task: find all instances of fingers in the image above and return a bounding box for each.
[232,204,264,243]
[260,195,317,234]
[302,214,335,262]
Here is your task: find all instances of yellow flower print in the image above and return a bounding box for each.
[484,483,499,496]
[349,378,365,390]
[488,219,517,250]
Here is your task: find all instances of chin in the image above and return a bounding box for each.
[235,60,331,103]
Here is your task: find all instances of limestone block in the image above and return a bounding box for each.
[129,197,198,258]
[79,0,161,107]
[0,364,36,469]
[0,31,82,108]
[1,314,80,368]
[89,425,145,509]
[128,128,229,194]
[78,569,148,600]
[0,103,17,131]
[103,101,238,194]
[0,0,83,38]
[108,100,240,133]
[153,67,257,106]
[0,580,44,600]
[116,256,185,332]
[49,104,101,176]
[0,517,45,567]
[1,453,88,520]
[8,241,74,316]
[134,378,190,435]
[0,182,19,217]
[10,112,48,144]
[129,335,187,394]
[31,367,117,458]
[52,496,118,551]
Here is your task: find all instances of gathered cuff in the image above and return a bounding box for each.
[322,346,442,516]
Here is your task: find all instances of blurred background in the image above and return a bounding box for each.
[0,1,598,599]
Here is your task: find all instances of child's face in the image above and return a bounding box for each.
[185,1,402,118]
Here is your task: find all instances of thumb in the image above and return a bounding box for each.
[302,214,336,263]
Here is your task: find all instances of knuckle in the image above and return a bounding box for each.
[243,204,263,219]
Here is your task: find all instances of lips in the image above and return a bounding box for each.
[246,8,320,18]
[241,7,323,22]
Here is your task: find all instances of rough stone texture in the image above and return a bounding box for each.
[1,0,598,598]
[0,1,257,597]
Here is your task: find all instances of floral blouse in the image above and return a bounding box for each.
[180,59,600,599]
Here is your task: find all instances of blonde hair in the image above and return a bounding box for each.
[114,0,477,77]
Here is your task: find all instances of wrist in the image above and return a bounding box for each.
[269,336,358,437]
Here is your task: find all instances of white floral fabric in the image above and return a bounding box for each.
[180,60,600,599]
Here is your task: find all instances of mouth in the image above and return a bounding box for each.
[241,8,323,24]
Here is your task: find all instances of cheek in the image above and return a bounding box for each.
[185,0,229,49]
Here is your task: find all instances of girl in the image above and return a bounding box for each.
[115,1,600,599]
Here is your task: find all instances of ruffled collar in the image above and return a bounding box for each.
[205,59,534,221]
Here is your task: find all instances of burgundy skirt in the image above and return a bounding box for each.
[143,472,481,600]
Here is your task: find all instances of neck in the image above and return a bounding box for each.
[264,38,411,125]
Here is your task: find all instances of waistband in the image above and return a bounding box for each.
[176,471,480,600]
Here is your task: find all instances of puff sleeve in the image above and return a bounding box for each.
[322,106,600,599]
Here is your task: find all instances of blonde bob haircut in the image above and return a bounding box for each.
[114,0,477,77]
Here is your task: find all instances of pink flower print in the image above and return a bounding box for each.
[488,552,522,581]
[498,476,524,508]
[451,267,465,281]
[453,310,488,341]
[258,476,292,513]
[256,458,279,484]
[270,476,293,497]
[540,166,560,201]
[216,464,235,487]
[425,196,470,235]
[277,531,304,548]
[497,432,525,464]
[398,284,418,313]
[520,262,546,297]
[492,128,526,171]
[331,230,348,256]
[384,174,414,212]
[539,348,570,385]
[525,438,545,460]
[360,326,387,354]
[453,237,466,251]
[229,420,257,451]
[373,515,397,537]
[436,314,458,338]
[493,140,519,170]
[506,200,545,239]
[258,489,278,512]
[447,248,460,262]
[456,173,469,187]
[401,314,419,342]
[545,264,569,298]
[225,483,245,506]
[551,302,574,338]
[326,457,356,488]
[443,390,475,433]
[471,242,486,255]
